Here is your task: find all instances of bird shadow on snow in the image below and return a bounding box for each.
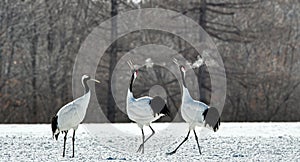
[88,126,216,160]
[2,124,300,161]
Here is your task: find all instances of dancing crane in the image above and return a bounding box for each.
[167,59,220,155]
[126,60,170,153]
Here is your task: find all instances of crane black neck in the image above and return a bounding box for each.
[83,78,90,94]
[129,72,135,92]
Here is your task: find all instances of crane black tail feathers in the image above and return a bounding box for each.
[203,107,220,132]
[51,115,59,140]
[161,104,171,117]
[150,96,171,117]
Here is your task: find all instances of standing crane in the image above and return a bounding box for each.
[51,75,100,157]
[167,59,220,155]
[126,60,170,153]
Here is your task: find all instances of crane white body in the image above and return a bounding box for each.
[51,75,100,157]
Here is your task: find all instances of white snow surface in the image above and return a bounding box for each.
[1,122,300,161]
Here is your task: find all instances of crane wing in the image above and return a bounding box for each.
[57,102,82,130]
[203,107,220,132]
[150,96,170,116]
[131,97,153,116]
[181,100,208,123]
[127,96,160,123]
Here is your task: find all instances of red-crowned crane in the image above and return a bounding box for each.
[126,60,170,153]
[166,59,220,155]
[51,75,100,157]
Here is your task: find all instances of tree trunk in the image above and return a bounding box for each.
[30,23,39,122]
[107,0,118,122]
[198,0,207,103]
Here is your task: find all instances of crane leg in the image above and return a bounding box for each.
[72,130,76,158]
[137,126,155,153]
[166,130,190,155]
[63,131,68,157]
[193,130,202,155]
[137,128,145,153]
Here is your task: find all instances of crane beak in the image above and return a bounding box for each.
[127,60,134,70]
[173,58,180,66]
[90,79,101,83]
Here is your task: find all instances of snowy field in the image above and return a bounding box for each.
[1,123,300,161]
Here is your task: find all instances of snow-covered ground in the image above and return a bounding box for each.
[1,123,300,161]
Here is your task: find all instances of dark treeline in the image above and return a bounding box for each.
[0,0,299,123]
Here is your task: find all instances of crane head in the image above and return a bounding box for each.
[134,70,138,77]
[82,75,91,85]
[82,75,90,80]
[180,65,186,73]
